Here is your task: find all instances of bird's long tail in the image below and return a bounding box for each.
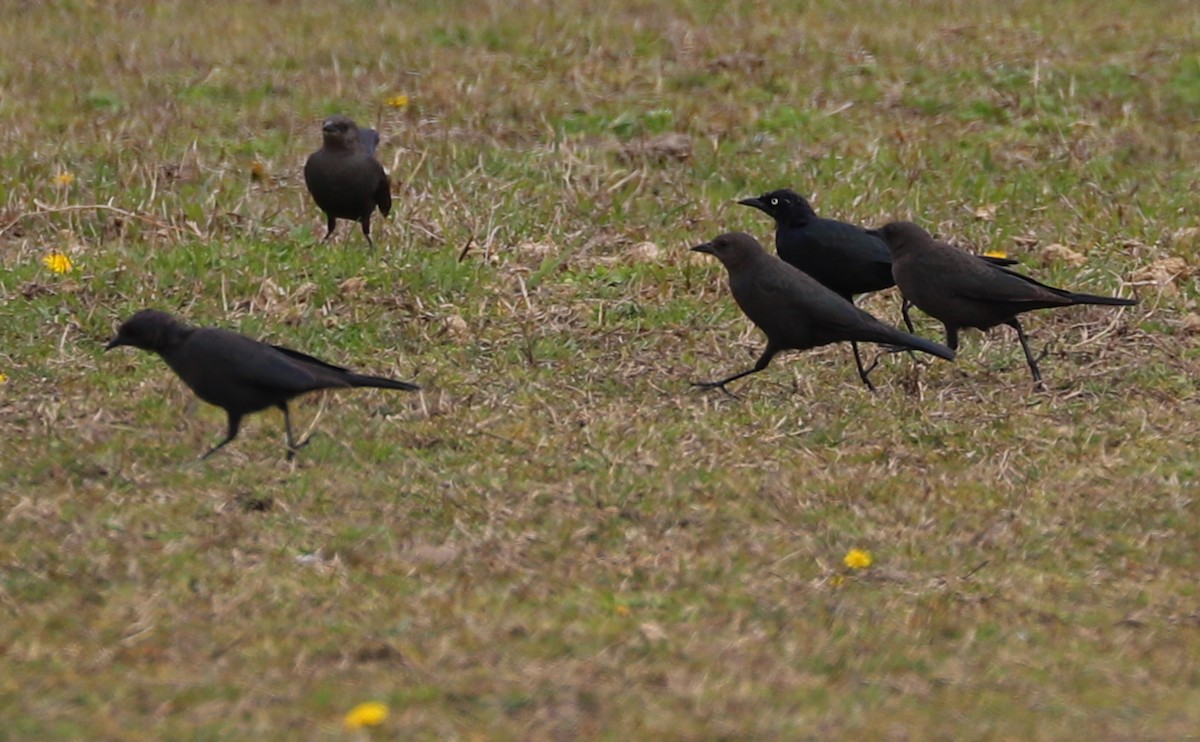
[878,327,956,361]
[345,373,420,391]
[1064,291,1138,307]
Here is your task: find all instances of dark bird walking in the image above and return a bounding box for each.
[304,115,392,248]
[875,221,1137,389]
[690,232,954,393]
[106,310,418,460]
[738,188,1015,380]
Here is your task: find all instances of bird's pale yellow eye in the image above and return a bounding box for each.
[770,198,778,206]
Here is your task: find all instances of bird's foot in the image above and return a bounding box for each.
[690,381,740,399]
[285,435,313,462]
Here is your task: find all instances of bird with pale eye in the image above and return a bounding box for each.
[739,188,1016,386]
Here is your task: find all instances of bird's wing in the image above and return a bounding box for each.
[951,260,1070,304]
[746,264,875,337]
[193,330,326,393]
[783,219,894,295]
[375,171,392,216]
[805,220,892,262]
[270,344,352,373]
[359,128,381,155]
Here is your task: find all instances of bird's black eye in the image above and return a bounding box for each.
[769,198,779,206]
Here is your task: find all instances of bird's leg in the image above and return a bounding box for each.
[360,218,375,250]
[280,403,312,461]
[944,325,960,352]
[1007,319,1046,391]
[200,413,242,460]
[321,216,336,243]
[851,342,879,393]
[692,346,777,397]
[900,299,916,334]
[691,368,754,398]
[895,299,931,367]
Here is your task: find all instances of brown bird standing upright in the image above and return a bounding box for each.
[303,115,392,248]
[875,221,1137,389]
[690,232,954,393]
[106,310,418,460]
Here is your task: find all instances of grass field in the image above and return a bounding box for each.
[3,0,1199,738]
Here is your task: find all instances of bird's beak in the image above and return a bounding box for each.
[691,242,714,255]
[737,196,765,210]
[104,336,125,351]
[321,121,337,135]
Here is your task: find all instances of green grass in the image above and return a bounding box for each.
[2,0,1199,738]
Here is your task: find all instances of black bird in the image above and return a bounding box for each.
[739,189,1016,379]
[106,310,418,460]
[876,221,1138,389]
[690,232,954,393]
[739,189,898,299]
[303,115,392,248]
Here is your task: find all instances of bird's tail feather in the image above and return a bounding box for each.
[345,373,419,391]
[883,328,956,361]
[1065,291,1138,307]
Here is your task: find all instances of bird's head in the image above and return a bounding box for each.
[105,309,186,353]
[320,115,362,150]
[691,232,767,272]
[872,221,932,256]
[737,188,816,226]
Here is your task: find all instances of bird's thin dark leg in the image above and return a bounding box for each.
[200,413,242,460]
[851,342,878,393]
[692,346,778,397]
[943,325,960,352]
[280,403,312,461]
[1007,319,1045,390]
[894,298,928,367]
[360,218,375,249]
[900,299,916,334]
[321,215,337,243]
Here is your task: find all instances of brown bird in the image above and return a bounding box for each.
[303,115,392,248]
[690,232,954,393]
[875,221,1137,388]
[106,310,418,460]
[739,188,1019,381]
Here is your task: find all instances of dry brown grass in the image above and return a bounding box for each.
[2,0,1199,739]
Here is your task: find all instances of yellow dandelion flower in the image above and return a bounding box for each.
[386,94,410,109]
[344,701,389,729]
[843,548,872,570]
[0,372,7,384]
[983,248,1009,259]
[43,252,73,274]
[614,604,631,617]
[54,172,76,187]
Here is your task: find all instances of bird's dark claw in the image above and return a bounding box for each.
[285,435,313,462]
[691,380,740,399]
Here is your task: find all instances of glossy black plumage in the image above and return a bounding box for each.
[106,310,418,459]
